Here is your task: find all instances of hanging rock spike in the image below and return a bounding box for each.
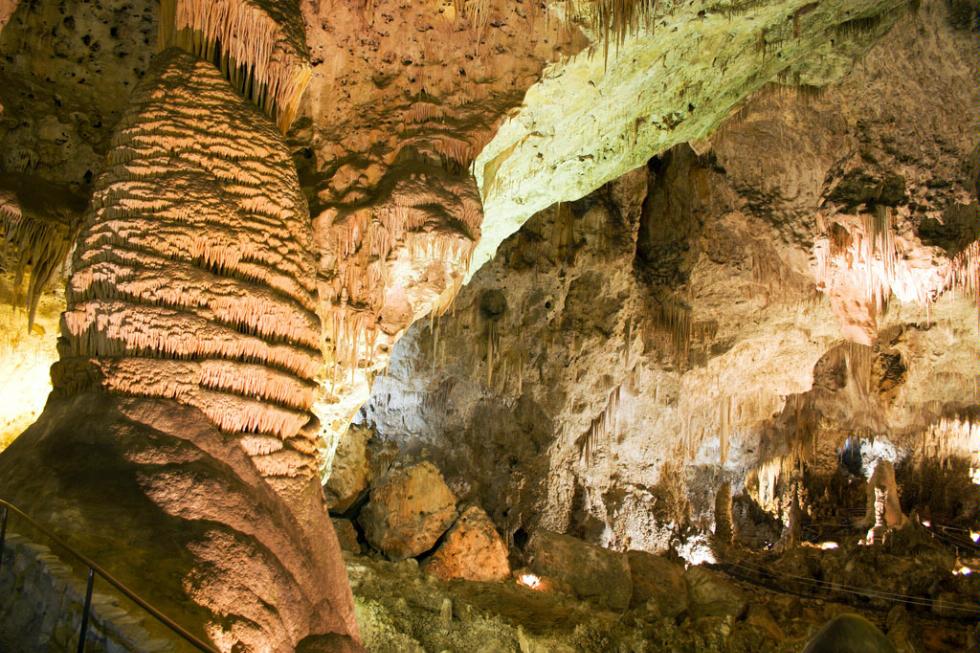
[159,0,312,132]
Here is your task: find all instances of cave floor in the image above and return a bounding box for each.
[347,541,978,653]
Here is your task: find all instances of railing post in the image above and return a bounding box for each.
[0,504,7,575]
[77,567,95,653]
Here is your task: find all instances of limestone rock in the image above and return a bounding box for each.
[423,506,510,582]
[332,518,362,555]
[626,550,687,616]
[803,614,895,653]
[684,566,746,620]
[528,530,631,610]
[745,604,784,641]
[326,425,373,513]
[359,462,457,561]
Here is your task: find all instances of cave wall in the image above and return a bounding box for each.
[359,1,980,552]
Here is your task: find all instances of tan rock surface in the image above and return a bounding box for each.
[359,461,458,561]
[684,566,747,620]
[333,517,363,555]
[423,505,510,582]
[626,550,687,616]
[325,424,373,513]
[528,529,632,610]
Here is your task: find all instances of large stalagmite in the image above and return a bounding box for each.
[0,50,360,651]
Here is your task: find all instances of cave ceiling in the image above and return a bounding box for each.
[0,0,975,453]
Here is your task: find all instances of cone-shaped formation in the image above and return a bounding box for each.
[57,50,322,479]
[159,0,312,131]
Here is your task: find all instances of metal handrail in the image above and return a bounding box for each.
[0,499,218,653]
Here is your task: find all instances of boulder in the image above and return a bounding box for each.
[745,604,784,641]
[626,550,687,616]
[528,530,632,610]
[684,566,746,620]
[803,613,896,653]
[358,462,457,560]
[423,506,510,582]
[332,518,362,555]
[325,425,373,513]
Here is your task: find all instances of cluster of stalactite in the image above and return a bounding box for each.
[320,200,479,389]
[812,208,979,343]
[159,0,311,131]
[55,50,324,481]
[0,183,82,329]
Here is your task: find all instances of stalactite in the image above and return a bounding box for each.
[651,292,691,362]
[750,248,787,292]
[834,13,883,38]
[485,320,495,387]
[568,0,664,64]
[713,481,733,544]
[578,385,622,466]
[915,416,980,479]
[0,191,77,329]
[945,241,979,310]
[719,394,733,465]
[844,341,874,396]
[158,0,312,131]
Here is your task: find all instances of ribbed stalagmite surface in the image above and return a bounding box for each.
[57,49,324,478]
[0,49,362,652]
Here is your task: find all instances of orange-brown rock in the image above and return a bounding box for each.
[359,461,457,561]
[423,506,510,582]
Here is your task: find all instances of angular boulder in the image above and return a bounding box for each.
[358,461,457,560]
[325,425,373,513]
[528,530,632,609]
[423,506,511,582]
[626,550,688,616]
[684,566,747,620]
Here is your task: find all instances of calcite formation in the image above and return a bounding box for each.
[470,0,915,277]
[0,11,362,651]
[361,1,979,560]
[159,0,312,131]
[59,50,323,474]
[0,0,976,650]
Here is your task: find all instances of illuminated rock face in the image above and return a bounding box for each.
[0,51,362,651]
[295,0,587,454]
[361,3,979,553]
[470,0,913,278]
[60,50,323,476]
